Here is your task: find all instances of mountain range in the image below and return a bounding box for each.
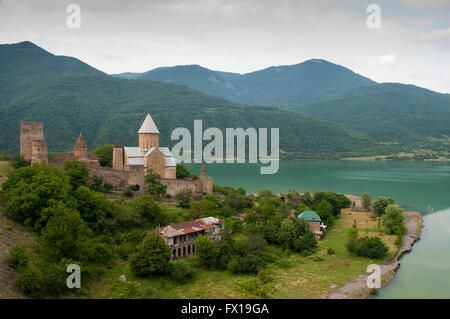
[0,41,448,159]
[114,60,450,148]
[0,41,387,159]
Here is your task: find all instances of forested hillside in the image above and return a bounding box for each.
[292,83,450,148]
[113,59,376,107]
[0,42,386,159]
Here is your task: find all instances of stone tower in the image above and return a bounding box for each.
[138,114,159,150]
[20,121,48,164]
[73,133,88,160]
[200,165,213,194]
[112,140,124,171]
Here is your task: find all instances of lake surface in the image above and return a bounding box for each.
[187,160,450,298]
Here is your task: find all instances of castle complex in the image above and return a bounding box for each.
[19,114,213,198]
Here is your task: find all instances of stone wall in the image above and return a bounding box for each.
[161,178,205,199]
[90,166,129,190]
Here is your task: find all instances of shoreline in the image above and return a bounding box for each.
[326,199,424,299]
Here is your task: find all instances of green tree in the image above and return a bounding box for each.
[175,188,193,208]
[93,144,113,167]
[40,205,90,259]
[187,199,220,219]
[133,195,166,226]
[73,185,111,223]
[382,204,406,236]
[145,169,167,196]
[63,159,90,190]
[1,163,74,230]
[361,192,372,210]
[316,199,334,226]
[195,235,219,268]
[130,232,171,276]
[373,197,395,215]
[176,164,196,179]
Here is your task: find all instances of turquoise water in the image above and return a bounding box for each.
[186,160,450,298]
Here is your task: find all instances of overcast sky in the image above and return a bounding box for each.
[0,0,449,93]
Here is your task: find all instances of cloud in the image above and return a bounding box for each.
[359,54,397,66]
[398,0,450,10]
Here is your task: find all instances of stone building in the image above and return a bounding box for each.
[112,114,176,179]
[297,210,327,239]
[156,217,223,260]
[54,133,99,167]
[20,121,48,164]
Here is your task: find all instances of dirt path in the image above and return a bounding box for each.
[326,211,422,299]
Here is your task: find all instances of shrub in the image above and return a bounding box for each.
[130,232,171,276]
[308,254,325,262]
[168,260,196,284]
[103,182,113,193]
[117,242,135,260]
[16,269,43,298]
[369,288,379,295]
[195,235,219,268]
[327,248,335,255]
[347,236,388,259]
[38,261,67,296]
[347,227,358,239]
[235,277,275,299]
[7,245,29,271]
[361,192,372,210]
[175,188,193,209]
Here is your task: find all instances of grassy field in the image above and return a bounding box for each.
[87,208,397,299]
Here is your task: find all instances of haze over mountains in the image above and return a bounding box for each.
[0,41,384,158]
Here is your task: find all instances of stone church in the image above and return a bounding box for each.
[112,113,176,179]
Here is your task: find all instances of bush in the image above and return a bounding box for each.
[235,277,275,299]
[130,232,171,276]
[7,245,29,271]
[38,261,67,296]
[16,269,43,298]
[195,235,219,268]
[117,242,135,260]
[169,260,196,284]
[327,248,335,255]
[347,228,358,239]
[175,188,192,209]
[347,236,389,259]
[103,182,113,193]
[308,254,325,262]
